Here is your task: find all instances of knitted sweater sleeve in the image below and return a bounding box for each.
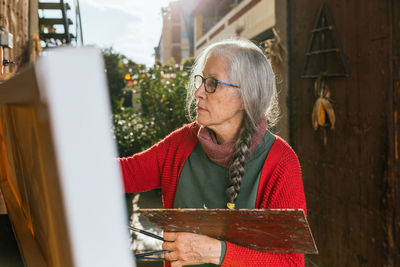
[222,143,307,267]
[118,123,198,194]
[118,136,167,193]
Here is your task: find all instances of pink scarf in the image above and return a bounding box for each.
[197,117,267,168]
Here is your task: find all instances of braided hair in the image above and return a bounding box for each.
[226,115,256,207]
[186,39,279,209]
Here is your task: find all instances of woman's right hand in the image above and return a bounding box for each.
[162,232,221,266]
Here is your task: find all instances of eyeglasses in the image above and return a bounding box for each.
[194,74,240,93]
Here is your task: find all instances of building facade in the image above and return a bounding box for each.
[192,0,275,55]
[156,0,197,64]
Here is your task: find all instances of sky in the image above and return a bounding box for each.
[79,0,175,67]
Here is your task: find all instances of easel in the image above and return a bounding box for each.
[0,30,13,215]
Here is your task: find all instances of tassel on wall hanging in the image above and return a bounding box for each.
[302,3,349,144]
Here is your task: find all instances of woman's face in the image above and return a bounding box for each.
[195,55,244,137]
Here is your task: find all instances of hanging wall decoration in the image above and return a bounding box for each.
[264,27,285,74]
[311,72,336,144]
[302,3,349,144]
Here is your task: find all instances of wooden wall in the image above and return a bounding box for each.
[0,0,38,213]
[391,1,400,264]
[0,0,42,265]
[0,0,38,73]
[286,0,400,265]
[274,0,289,142]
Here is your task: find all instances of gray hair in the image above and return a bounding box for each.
[186,38,279,130]
[186,38,280,207]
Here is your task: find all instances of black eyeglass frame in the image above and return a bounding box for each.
[194,74,240,93]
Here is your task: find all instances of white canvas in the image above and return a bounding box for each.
[34,47,136,267]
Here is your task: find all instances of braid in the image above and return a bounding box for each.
[226,116,255,208]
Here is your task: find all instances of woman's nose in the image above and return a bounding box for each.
[194,82,206,99]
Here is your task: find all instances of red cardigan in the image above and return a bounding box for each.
[119,122,307,266]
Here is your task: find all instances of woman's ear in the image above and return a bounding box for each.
[240,101,245,111]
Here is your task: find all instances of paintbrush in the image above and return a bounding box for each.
[135,250,170,260]
[129,226,165,241]
[129,226,170,261]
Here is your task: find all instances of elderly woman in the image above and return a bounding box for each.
[119,39,306,266]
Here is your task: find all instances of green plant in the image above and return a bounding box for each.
[108,56,193,156]
[102,47,143,112]
[112,107,157,157]
[134,62,190,140]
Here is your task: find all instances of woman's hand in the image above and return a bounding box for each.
[162,232,222,266]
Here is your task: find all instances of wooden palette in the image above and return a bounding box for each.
[141,208,318,254]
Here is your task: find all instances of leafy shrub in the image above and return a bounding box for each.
[109,57,193,157]
[102,48,143,113]
[112,107,157,157]
[134,62,190,141]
